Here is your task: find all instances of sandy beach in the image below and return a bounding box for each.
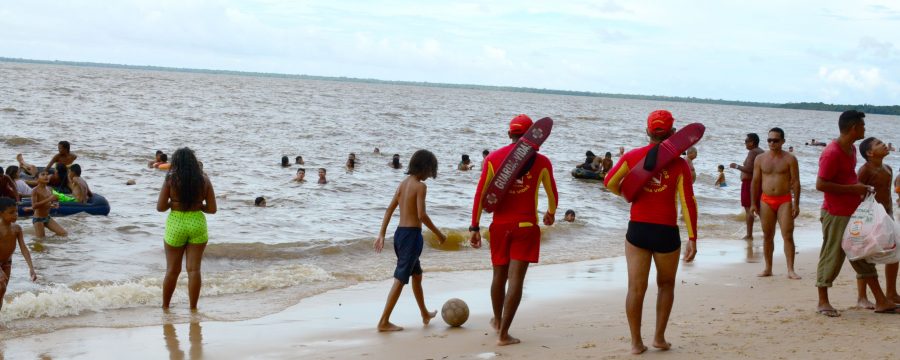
[2,226,898,359]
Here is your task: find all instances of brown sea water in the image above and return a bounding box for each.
[2,62,899,334]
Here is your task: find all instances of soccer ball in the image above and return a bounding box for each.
[441,298,469,327]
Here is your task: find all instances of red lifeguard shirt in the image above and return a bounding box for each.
[471,143,558,227]
[818,141,861,216]
[603,143,698,241]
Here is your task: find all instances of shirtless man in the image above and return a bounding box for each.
[856,137,900,307]
[685,147,698,183]
[17,141,77,177]
[751,128,801,279]
[730,133,765,240]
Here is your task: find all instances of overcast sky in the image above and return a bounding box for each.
[2,0,899,105]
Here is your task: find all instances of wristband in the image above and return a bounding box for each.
[468,226,480,232]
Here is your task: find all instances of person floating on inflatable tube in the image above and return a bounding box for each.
[603,109,698,354]
[469,114,558,346]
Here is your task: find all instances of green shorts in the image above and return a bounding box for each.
[164,211,208,247]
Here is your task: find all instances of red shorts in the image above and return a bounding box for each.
[489,222,541,266]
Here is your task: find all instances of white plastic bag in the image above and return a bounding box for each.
[866,218,900,264]
[842,195,895,261]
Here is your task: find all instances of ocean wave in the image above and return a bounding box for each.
[1,135,39,146]
[0,264,331,322]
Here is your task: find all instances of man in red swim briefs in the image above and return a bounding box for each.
[469,114,558,346]
[603,109,698,354]
[730,133,764,240]
[750,127,801,280]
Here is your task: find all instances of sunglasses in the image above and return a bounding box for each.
[767,138,783,143]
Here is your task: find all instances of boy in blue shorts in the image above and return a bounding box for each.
[374,149,446,331]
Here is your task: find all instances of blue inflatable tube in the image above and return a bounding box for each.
[571,168,604,180]
[18,193,111,217]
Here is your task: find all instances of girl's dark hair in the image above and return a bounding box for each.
[55,163,69,191]
[170,147,205,205]
[391,155,401,168]
[4,165,16,178]
[281,156,289,167]
[407,149,438,179]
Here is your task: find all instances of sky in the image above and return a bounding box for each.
[2,0,899,105]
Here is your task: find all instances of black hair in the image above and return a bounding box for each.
[605,152,612,157]
[839,110,865,133]
[255,196,265,206]
[483,149,490,156]
[461,154,470,162]
[407,149,438,179]
[585,151,596,158]
[156,150,163,155]
[859,137,877,161]
[0,196,15,212]
[59,141,71,151]
[718,164,725,170]
[159,153,168,162]
[170,147,205,205]
[391,155,401,168]
[69,164,82,177]
[297,168,305,174]
[564,209,575,216]
[281,156,289,167]
[746,133,760,147]
[319,168,326,174]
[55,163,69,190]
[295,156,303,163]
[5,165,18,179]
[769,127,785,140]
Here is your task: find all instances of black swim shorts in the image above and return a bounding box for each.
[393,227,424,284]
[626,221,681,253]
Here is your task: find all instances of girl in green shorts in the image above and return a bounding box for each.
[157,147,217,310]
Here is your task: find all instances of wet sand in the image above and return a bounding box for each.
[2,227,899,359]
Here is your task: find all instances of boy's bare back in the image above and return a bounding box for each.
[396,176,426,228]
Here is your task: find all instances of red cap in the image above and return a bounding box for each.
[509,114,533,135]
[647,110,674,136]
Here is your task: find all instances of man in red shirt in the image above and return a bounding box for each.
[604,110,698,354]
[469,114,558,346]
[815,110,897,316]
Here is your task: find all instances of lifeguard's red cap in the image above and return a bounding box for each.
[509,114,533,135]
[647,110,674,136]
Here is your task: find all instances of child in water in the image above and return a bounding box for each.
[715,164,727,187]
[1,197,38,312]
[318,168,327,184]
[293,168,306,182]
[373,149,446,331]
[24,170,67,238]
[564,209,576,222]
[255,196,266,207]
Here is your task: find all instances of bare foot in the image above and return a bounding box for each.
[422,310,437,325]
[377,322,403,332]
[741,235,753,241]
[631,342,648,354]
[757,270,772,277]
[489,318,500,333]
[787,271,802,280]
[890,294,900,304]
[497,334,520,346]
[652,340,672,351]
[857,298,875,310]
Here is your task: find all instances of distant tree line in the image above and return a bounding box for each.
[2,57,898,116]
